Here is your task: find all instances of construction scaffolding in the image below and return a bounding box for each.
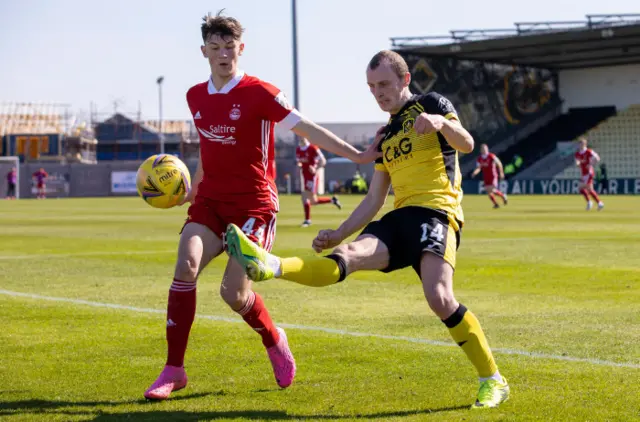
[0,102,97,163]
[89,101,200,162]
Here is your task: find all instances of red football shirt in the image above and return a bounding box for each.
[187,71,301,212]
[295,144,324,180]
[575,148,596,176]
[32,170,48,184]
[477,153,498,180]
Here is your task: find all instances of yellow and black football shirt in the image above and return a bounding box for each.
[375,92,464,230]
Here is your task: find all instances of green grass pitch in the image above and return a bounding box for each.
[0,194,639,421]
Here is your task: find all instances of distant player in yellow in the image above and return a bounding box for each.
[226,50,509,409]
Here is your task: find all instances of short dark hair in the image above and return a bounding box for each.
[201,9,244,43]
[368,50,409,79]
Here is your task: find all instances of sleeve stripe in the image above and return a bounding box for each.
[444,112,459,121]
[374,163,388,173]
[277,109,303,131]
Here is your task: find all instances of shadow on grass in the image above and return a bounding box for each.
[0,392,216,414]
[0,393,469,420]
[90,406,471,420]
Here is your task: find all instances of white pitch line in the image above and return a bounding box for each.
[0,250,175,260]
[1,289,638,370]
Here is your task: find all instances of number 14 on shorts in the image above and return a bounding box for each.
[420,222,445,251]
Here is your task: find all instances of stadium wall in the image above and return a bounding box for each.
[559,64,640,112]
[462,179,640,195]
[16,161,301,199]
[15,162,640,198]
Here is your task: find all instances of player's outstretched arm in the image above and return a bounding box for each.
[471,165,481,178]
[292,117,380,164]
[312,170,390,253]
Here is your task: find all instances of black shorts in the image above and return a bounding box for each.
[6,184,15,197]
[360,206,461,275]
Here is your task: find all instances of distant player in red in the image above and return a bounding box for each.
[295,138,342,227]
[6,167,17,200]
[575,137,604,211]
[32,167,48,199]
[471,144,507,208]
[144,11,378,401]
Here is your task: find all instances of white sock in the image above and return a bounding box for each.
[479,371,503,383]
[267,254,282,277]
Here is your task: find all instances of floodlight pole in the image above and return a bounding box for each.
[291,0,301,155]
[292,0,300,112]
[157,76,165,154]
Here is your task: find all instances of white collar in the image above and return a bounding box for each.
[208,70,245,95]
[298,144,310,151]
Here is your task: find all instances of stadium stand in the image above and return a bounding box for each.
[391,14,640,180]
[496,106,616,179]
[553,104,640,179]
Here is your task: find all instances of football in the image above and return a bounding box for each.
[136,154,191,209]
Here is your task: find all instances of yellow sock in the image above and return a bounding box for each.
[280,255,344,287]
[444,304,498,378]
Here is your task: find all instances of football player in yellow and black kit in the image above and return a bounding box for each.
[225,50,510,409]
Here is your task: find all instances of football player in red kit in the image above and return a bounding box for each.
[575,137,604,211]
[295,138,341,227]
[32,168,48,199]
[144,11,379,400]
[471,144,507,208]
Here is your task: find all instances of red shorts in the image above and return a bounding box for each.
[37,183,45,189]
[483,177,498,188]
[302,175,319,193]
[182,196,277,251]
[581,172,594,185]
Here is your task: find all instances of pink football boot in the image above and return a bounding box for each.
[144,365,188,400]
[266,327,296,388]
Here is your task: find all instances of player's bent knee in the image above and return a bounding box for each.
[174,256,199,281]
[332,235,389,273]
[332,241,365,266]
[425,285,458,319]
[333,242,360,258]
[219,283,244,309]
[219,260,253,310]
[219,282,252,310]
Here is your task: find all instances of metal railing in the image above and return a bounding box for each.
[390,13,640,47]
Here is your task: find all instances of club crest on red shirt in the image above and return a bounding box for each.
[229,104,241,121]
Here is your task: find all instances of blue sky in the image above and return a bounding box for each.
[0,0,637,123]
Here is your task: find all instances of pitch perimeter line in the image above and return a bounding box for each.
[1,289,638,370]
